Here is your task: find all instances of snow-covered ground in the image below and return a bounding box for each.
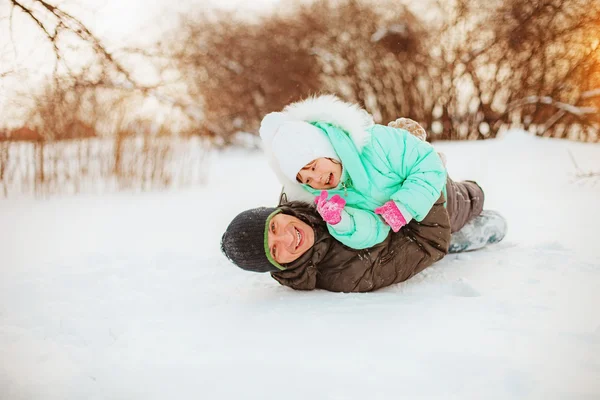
[1,130,599,400]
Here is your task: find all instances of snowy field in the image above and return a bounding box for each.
[1,130,599,400]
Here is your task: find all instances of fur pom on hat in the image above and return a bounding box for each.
[260,113,339,182]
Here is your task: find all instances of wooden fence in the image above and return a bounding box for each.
[0,136,210,197]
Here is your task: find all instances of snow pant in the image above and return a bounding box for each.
[445,177,484,233]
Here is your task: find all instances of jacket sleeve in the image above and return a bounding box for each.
[371,125,447,221]
[326,206,391,249]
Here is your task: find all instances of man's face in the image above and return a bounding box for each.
[266,213,315,264]
[296,157,342,190]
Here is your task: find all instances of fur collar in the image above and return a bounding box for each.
[282,94,374,152]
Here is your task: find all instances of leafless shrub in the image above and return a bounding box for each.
[0,78,209,197]
[165,9,322,145]
[165,0,431,141]
[295,0,432,125]
[432,0,600,140]
[568,150,600,185]
[0,1,214,197]
[0,136,209,197]
[164,0,600,143]
[3,0,599,197]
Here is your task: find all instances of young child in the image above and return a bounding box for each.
[259,94,448,250]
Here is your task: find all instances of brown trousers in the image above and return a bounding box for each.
[445,177,485,233]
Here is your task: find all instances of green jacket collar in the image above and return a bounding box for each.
[312,122,371,194]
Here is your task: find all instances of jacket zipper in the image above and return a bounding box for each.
[341,181,348,197]
[341,177,352,197]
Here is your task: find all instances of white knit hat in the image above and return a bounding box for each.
[260,112,339,182]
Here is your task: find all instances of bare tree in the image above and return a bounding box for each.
[294,0,432,125]
[6,0,136,85]
[431,0,600,140]
[164,0,433,142]
[164,9,322,144]
[0,1,214,197]
[3,1,203,126]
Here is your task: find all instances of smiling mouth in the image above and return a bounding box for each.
[325,173,332,186]
[294,226,303,250]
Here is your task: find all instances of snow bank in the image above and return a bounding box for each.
[1,130,599,400]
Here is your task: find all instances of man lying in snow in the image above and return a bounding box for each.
[221,176,507,293]
[221,117,506,292]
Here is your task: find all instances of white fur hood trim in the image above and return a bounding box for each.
[282,94,374,152]
[263,94,375,203]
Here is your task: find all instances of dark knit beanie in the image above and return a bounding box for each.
[221,207,285,273]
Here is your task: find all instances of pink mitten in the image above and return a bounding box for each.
[314,190,346,225]
[375,201,407,232]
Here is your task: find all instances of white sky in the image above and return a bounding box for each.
[0,0,280,124]
[60,0,281,45]
[1,0,280,53]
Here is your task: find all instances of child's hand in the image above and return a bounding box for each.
[375,201,408,232]
[315,190,346,225]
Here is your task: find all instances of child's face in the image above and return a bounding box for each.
[267,213,315,264]
[296,157,342,190]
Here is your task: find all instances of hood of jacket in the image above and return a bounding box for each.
[282,94,374,151]
[261,95,375,203]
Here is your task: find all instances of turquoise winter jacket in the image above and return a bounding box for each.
[303,122,447,249]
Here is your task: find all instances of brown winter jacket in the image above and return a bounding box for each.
[271,194,451,293]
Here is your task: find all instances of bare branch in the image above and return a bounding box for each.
[8,0,139,86]
[0,70,15,78]
[569,150,600,184]
[9,1,56,40]
[581,88,600,99]
[508,96,597,115]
